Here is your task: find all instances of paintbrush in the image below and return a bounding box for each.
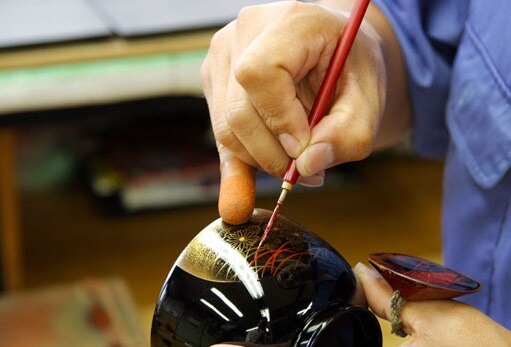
[258,0,371,249]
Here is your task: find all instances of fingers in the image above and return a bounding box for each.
[295,111,374,177]
[354,263,417,337]
[354,263,511,346]
[225,75,290,177]
[204,1,386,186]
[295,71,381,177]
[297,170,326,187]
[202,23,255,168]
[293,23,386,178]
[223,4,310,176]
[222,3,350,177]
[218,152,256,225]
[232,3,331,157]
[350,268,368,308]
[353,263,393,321]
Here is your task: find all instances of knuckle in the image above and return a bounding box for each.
[260,106,288,133]
[233,66,290,133]
[225,100,250,129]
[234,57,264,87]
[278,0,304,17]
[225,100,266,139]
[212,112,236,148]
[208,33,224,56]
[213,118,230,142]
[237,5,257,25]
[209,25,230,49]
[234,48,275,88]
[215,125,238,150]
[203,26,232,80]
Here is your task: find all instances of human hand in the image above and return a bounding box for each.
[202,1,389,224]
[353,263,511,346]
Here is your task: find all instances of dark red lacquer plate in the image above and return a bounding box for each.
[368,253,482,300]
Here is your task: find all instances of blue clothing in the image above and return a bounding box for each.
[372,0,511,328]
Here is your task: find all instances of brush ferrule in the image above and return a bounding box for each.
[281,181,294,192]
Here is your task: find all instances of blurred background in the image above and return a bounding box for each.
[0,1,443,346]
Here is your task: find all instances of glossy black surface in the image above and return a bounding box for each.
[151,209,381,346]
[293,301,382,347]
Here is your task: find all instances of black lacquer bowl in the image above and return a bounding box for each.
[151,209,382,346]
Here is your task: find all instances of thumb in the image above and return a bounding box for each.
[354,263,416,337]
[218,152,256,225]
[353,262,394,321]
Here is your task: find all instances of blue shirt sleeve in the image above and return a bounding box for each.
[371,0,467,157]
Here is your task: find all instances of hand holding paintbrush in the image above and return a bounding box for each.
[259,0,371,246]
[203,0,402,225]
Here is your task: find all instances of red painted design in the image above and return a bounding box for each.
[368,253,482,301]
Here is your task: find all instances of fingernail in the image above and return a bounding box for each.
[300,142,335,176]
[279,133,302,158]
[354,262,382,279]
[298,171,325,187]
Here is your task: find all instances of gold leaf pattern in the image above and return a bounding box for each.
[221,226,260,254]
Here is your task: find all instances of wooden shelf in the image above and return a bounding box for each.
[0,30,214,70]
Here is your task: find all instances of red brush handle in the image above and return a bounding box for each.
[283,0,371,185]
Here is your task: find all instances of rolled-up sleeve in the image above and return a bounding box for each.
[371,0,467,157]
